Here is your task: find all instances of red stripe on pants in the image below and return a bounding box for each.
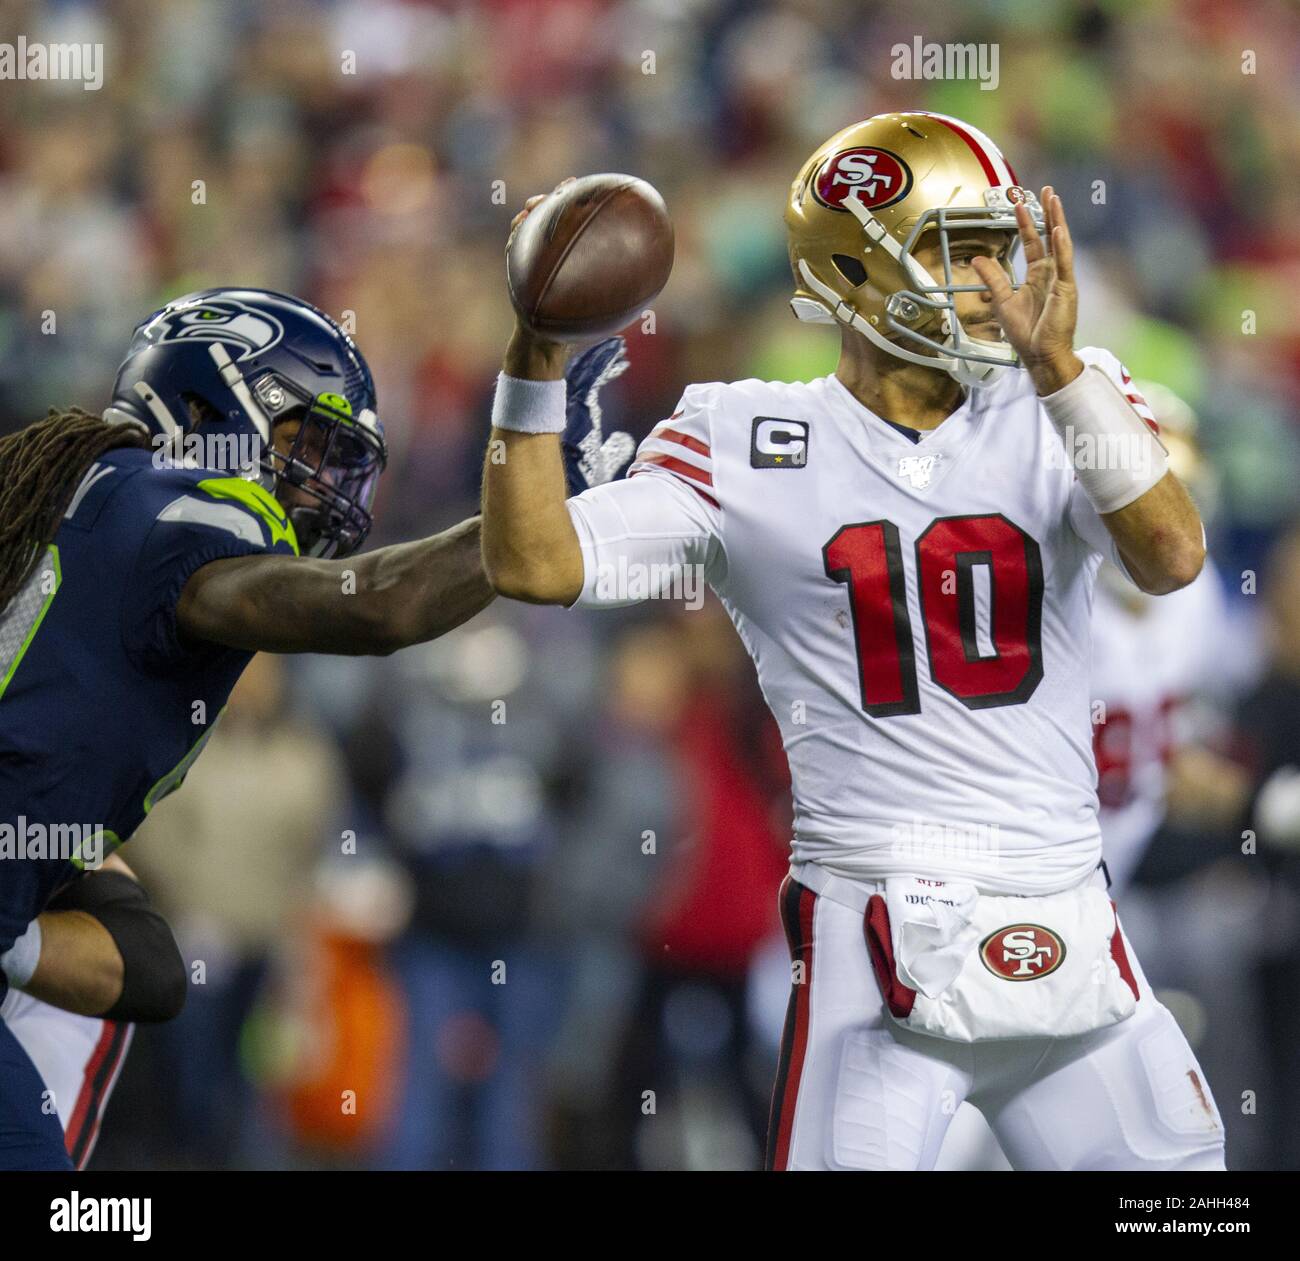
[767,877,816,1170]
[65,1020,129,1168]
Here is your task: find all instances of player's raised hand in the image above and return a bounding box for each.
[972,187,1082,395]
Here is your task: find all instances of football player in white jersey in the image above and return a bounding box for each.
[481,112,1226,1171]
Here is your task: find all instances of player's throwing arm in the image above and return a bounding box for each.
[482,176,674,605]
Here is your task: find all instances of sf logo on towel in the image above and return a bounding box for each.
[980,924,1066,980]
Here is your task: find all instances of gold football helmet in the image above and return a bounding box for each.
[785,111,1044,388]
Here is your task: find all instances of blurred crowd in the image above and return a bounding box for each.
[1,0,1298,1168]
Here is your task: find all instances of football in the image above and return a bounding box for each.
[506,173,674,341]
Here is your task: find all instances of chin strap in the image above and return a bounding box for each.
[948,354,1007,389]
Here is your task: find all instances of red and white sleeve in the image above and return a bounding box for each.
[565,386,724,608]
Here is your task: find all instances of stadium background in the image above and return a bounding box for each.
[1,0,1298,1169]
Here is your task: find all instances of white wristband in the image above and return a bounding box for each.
[1041,365,1169,513]
[1,918,42,988]
[491,372,567,434]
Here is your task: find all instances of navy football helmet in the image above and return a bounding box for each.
[106,288,387,558]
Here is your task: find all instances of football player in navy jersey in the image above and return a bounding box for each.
[0,289,629,1168]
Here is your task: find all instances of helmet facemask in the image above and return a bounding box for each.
[255,376,386,559]
[803,186,1045,388]
[885,189,1044,380]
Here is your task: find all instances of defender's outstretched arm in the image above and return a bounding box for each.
[177,515,494,656]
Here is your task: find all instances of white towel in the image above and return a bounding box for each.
[884,876,980,998]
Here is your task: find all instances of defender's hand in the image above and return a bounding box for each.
[563,337,635,494]
[972,187,1082,395]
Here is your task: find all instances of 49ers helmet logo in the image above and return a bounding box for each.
[980,924,1066,980]
[813,147,913,212]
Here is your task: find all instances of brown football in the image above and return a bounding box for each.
[506,174,674,341]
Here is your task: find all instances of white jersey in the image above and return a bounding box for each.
[567,348,1154,895]
[1090,560,1229,890]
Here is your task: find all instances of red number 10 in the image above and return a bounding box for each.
[823,514,1044,717]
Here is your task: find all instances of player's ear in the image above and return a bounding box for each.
[182,395,228,432]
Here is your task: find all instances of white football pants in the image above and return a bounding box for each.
[764,867,1226,1171]
[0,989,132,1170]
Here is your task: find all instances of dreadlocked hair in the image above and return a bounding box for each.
[0,407,153,611]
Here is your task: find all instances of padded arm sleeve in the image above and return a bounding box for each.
[48,872,187,1023]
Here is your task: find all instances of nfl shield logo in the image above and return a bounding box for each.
[898,453,940,488]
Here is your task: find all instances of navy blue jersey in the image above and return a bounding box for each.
[0,448,298,959]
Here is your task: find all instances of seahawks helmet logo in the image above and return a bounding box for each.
[146,299,284,361]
